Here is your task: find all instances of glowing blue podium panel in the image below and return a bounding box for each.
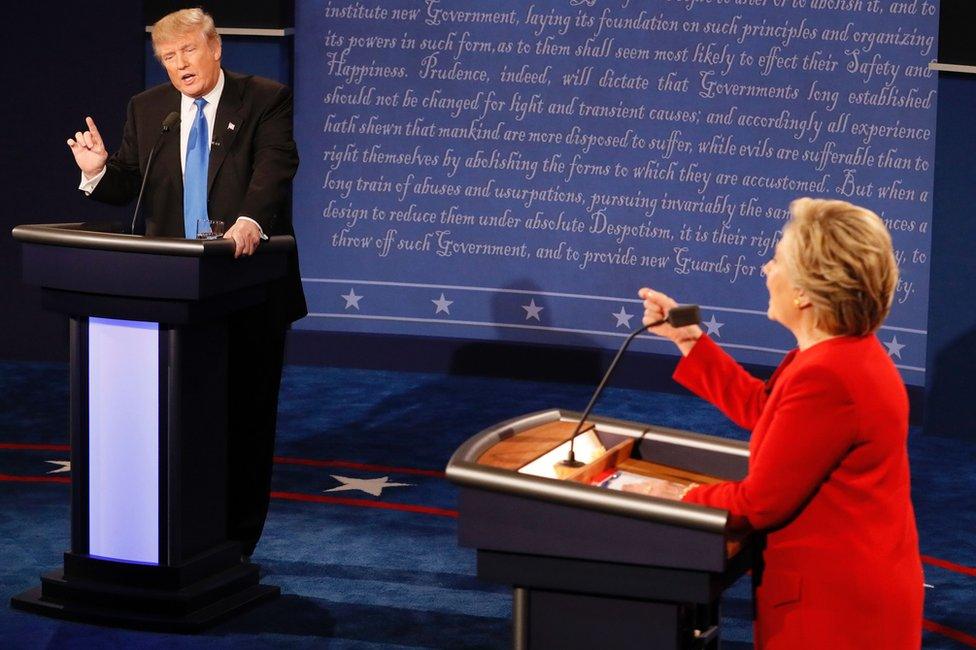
[87,317,159,564]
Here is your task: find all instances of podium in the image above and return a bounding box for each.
[9,223,292,631]
[446,409,754,649]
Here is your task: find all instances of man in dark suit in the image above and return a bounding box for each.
[67,8,306,558]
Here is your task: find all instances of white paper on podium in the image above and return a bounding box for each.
[517,429,605,479]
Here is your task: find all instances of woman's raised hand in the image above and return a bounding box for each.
[638,287,703,356]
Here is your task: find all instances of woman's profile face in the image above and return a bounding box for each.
[762,232,800,330]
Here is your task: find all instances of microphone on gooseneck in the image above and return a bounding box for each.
[129,111,180,235]
[559,304,701,468]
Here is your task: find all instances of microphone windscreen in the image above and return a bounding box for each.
[667,304,700,328]
[161,111,181,130]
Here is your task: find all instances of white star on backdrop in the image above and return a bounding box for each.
[884,335,906,359]
[522,299,543,321]
[432,293,453,315]
[612,307,634,329]
[703,315,724,337]
[325,475,412,497]
[341,288,363,310]
[45,460,71,474]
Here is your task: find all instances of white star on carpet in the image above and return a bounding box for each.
[325,475,412,497]
[432,293,453,315]
[45,460,71,474]
[341,288,363,310]
[884,335,906,359]
[612,307,633,329]
[703,314,724,337]
[522,299,543,321]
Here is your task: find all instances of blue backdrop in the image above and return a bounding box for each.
[292,0,937,386]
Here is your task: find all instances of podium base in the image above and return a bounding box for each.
[10,549,280,632]
[11,582,278,633]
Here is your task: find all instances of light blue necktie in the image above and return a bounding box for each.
[183,98,209,238]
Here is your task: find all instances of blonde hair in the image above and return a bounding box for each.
[781,198,898,336]
[151,8,221,58]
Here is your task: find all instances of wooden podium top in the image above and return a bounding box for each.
[477,420,725,489]
[477,420,586,471]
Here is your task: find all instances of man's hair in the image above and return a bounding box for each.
[782,197,898,336]
[151,8,221,59]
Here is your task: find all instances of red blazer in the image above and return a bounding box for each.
[676,335,923,649]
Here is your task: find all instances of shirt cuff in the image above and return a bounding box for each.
[78,168,106,195]
[236,216,268,240]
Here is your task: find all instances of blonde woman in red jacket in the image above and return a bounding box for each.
[640,197,923,649]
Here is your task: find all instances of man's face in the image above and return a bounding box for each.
[156,30,221,98]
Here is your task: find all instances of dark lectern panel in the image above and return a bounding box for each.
[23,244,201,298]
[68,318,89,554]
[636,428,749,482]
[458,488,728,573]
[42,285,267,324]
[22,245,285,302]
[528,589,681,650]
[478,550,736,604]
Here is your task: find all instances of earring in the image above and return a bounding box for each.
[793,297,803,308]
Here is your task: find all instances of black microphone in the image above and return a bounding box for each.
[129,111,180,235]
[559,304,701,468]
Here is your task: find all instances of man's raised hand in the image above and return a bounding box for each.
[67,117,108,179]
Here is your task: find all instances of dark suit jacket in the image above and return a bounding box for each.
[89,69,307,324]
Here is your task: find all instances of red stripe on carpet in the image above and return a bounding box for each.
[274,456,444,478]
[922,554,976,578]
[0,443,70,451]
[271,490,457,518]
[0,473,71,484]
[924,619,976,648]
[0,447,444,477]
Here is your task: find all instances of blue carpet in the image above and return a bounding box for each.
[1,360,974,648]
